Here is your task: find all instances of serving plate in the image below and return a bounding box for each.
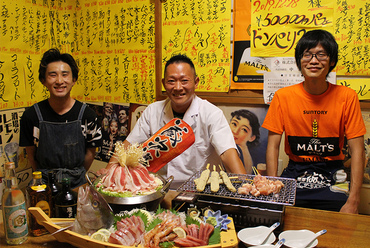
[28,207,239,248]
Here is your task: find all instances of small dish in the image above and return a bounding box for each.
[237,226,276,246]
[203,210,231,231]
[279,230,318,248]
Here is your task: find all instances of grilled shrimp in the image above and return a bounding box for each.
[144,223,162,247]
[153,223,176,247]
[159,233,178,243]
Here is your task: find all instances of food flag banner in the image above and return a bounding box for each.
[142,118,195,173]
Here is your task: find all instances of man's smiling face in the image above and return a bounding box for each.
[162,62,199,114]
[42,61,76,99]
[300,44,335,82]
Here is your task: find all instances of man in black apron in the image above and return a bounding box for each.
[20,48,102,188]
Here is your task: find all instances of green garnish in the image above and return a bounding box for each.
[146,217,162,232]
[131,210,149,226]
[159,241,174,248]
[206,216,218,226]
[208,227,221,245]
[185,215,201,226]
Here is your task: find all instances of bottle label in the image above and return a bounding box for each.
[35,200,51,217]
[31,185,47,191]
[55,203,77,218]
[3,202,28,239]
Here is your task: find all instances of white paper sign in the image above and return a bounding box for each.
[263,71,336,104]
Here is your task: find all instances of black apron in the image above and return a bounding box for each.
[34,103,87,188]
[282,160,348,211]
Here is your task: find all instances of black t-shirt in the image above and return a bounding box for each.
[20,99,102,148]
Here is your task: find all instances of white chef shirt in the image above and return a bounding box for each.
[126,95,237,187]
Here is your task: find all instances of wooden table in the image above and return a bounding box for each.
[1,191,370,247]
[283,206,370,248]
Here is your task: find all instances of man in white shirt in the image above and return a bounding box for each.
[100,54,246,187]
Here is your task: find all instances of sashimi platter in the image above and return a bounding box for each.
[29,199,238,248]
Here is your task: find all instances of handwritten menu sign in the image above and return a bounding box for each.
[0,108,29,174]
[251,0,334,57]
[337,79,370,100]
[0,0,156,111]
[161,0,231,92]
[334,0,370,76]
[250,0,370,76]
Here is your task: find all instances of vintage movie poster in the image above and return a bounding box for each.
[220,105,269,175]
[88,103,130,162]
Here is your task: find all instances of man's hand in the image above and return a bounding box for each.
[340,201,358,214]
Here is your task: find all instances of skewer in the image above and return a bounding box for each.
[252,166,260,175]
[175,202,186,212]
[218,164,237,193]
[196,163,211,192]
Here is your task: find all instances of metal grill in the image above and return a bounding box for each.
[176,172,296,207]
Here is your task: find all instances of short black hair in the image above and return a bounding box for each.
[38,48,79,83]
[164,54,196,76]
[231,109,260,147]
[295,29,338,74]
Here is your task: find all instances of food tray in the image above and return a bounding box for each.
[28,207,239,248]
[177,172,296,208]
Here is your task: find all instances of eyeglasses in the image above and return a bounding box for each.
[301,52,329,62]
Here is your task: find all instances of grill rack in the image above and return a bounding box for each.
[176,172,296,207]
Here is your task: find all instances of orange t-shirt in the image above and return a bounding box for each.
[262,82,366,163]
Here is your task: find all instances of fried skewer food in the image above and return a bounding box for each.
[219,165,236,193]
[210,165,220,193]
[196,163,210,192]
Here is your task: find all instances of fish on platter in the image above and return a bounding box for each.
[71,185,114,235]
[52,184,114,236]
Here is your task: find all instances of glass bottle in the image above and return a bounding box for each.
[55,178,77,218]
[48,170,60,217]
[1,162,28,245]
[26,171,52,236]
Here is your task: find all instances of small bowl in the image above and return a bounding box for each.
[204,210,231,231]
[237,226,276,246]
[249,245,275,248]
[279,230,318,248]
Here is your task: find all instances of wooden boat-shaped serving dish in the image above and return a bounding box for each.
[29,207,239,248]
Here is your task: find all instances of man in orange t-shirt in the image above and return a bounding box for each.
[262,30,366,213]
